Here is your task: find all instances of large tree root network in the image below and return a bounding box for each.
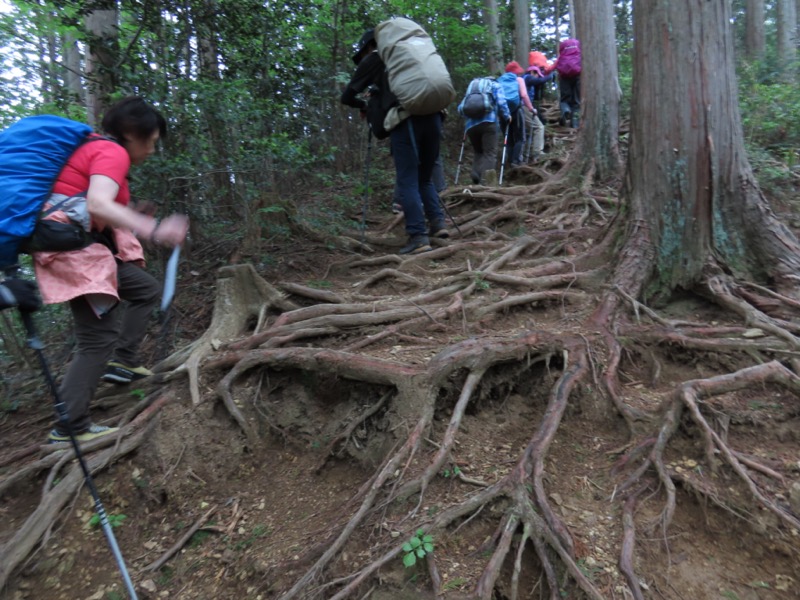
[2,155,799,599]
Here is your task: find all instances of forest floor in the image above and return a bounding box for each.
[1,116,799,600]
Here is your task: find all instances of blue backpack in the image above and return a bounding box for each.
[497,72,521,113]
[0,115,93,269]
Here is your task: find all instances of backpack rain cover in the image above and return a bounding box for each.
[375,17,456,116]
[0,115,92,268]
[556,39,582,77]
[497,72,521,113]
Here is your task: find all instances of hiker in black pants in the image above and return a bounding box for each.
[544,39,582,128]
[31,97,189,444]
[501,61,536,168]
[457,77,511,185]
[341,29,449,254]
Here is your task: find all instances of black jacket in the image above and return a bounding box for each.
[341,51,397,138]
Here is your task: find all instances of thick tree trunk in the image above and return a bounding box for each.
[626,0,800,297]
[745,0,766,61]
[192,1,239,225]
[568,0,576,38]
[514,0,530,65]
[64,33,84,105]
[566,0,621,181]
[484,0,502,74]
[84,1,119,126]
[777,0,798,81]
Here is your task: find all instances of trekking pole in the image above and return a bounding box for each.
[524,113,535,163]
[453,132,466,185]
[16,305,139,600]
[499,121,510,186]
[157,245,181,359]
[438,197,462,237]
[361,124,373,246]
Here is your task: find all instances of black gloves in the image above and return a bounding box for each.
[0,278,43,312]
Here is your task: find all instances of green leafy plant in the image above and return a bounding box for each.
[89,513,127,528]
[473,274,490,290]
[129,388,146,400]
[441,465,461,478]
[401,529,434,567]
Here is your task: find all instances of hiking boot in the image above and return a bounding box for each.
[398,235,432,255]
[48,423,120,444]
[391,202,402,214]
[485,169,498,186]
[101,361,153,384]
[471,175,480,185]
[429,222,450,239]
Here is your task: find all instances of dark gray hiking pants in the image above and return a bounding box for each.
[56,261,159,433]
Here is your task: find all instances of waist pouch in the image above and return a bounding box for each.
[20,192,117,255]
[20,220,93,253]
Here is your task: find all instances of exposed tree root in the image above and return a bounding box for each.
[0,420,157,590]
[155,263,298,404]
[3,159,800,599]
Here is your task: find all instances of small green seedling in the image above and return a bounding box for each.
[402,529,434,567]
[89,513,127,528]
[441,465,461,478]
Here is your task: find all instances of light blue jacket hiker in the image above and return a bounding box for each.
[457,78,512,132]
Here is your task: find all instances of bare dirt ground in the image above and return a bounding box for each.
[1,121,799,600]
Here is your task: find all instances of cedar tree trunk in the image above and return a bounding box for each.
[625,0,800,298]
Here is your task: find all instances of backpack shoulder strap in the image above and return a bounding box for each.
[39,135,117,217]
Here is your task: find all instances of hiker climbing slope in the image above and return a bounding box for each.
[498,61,536,168]
[24,97,189,444]
[457,75,511,185]
[545,38,581,128]
[341,19,455,254]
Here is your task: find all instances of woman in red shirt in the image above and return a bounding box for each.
[35,97,189,444]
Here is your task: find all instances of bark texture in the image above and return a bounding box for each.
[570,0,622,182]
[627,0,800,296]
[745,0,766,61]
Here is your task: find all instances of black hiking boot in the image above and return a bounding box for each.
[398,234,432,255]
[429,221,450,239]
